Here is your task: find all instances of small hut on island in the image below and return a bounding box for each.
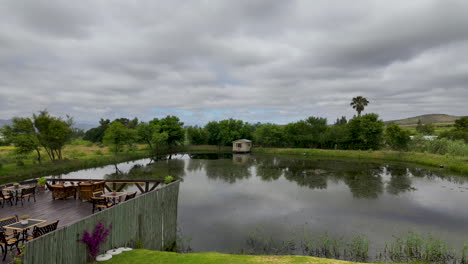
[232,139,252,153]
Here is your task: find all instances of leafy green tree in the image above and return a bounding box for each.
[33,111,73,160]
[103,121,136,153]
[284,117,328,148]
[205,121,222,146]
[205,119,253,147]
[439,116,468,143]
[186,126,208,145]
[83,119,111,142]
[350,96,369,117]
[113,117,139,129]
[324,124,350,149]
[136,121,169,156]
[2,117,43,163]
[253,123,285,147]
[334,116,348,126]
[348,113,384,150]
[386,124,411,150]
[284,121,313,148]
[415,120,435,135]
[2,111,73,162]
[158,116,185,149]
[454,116,468,131]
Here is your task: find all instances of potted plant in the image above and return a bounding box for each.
[164,175,174,184]
[19,215,30,225]
[37,177,47,191]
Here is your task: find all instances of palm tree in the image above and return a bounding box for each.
[350,96,369,117]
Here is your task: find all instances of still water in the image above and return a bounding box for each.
[52,153,468,258]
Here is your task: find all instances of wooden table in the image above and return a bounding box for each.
[102,192,127,205]
[3,185,30,198]
[4,219,46,243]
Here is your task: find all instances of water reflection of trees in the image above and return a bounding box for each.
[251,156,431,199]
[343,168,383,199]
[276,158,329,189]
[254,156,283,182]
[204,159,252,183]
[105,158,186,180]
[385,166,415,195]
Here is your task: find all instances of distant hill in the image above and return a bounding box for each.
[386,114,463,125]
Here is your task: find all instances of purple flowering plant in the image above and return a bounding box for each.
[81,222,112,259]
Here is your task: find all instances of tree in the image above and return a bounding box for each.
[103,122,136,153]
[348,113,384,150]
[2,117,43,163]
[186,126,208,145]
[2,111,73,162]
[284,117,328,148]
[253,123,285,147]
[205,121,222,146]
[158,116,185,149]
[204,119,253,147]
[454,116,468,131]
[416,120,435,135]
[335,116,348,126]
[33,110,73,160]
[83,119,110,142]
[439,116,468,143]
[350,96,369,117]
[323,124,350,149]
[136,121,169,157]
[386,124,411,150]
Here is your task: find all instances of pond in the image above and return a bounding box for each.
[50,153,468,261]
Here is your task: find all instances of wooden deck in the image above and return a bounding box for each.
[2,190,103,227]
[0,190,101,262]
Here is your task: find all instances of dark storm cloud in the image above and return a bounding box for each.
[0,0,466,125]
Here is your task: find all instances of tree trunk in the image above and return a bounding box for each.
[35,148,42,164]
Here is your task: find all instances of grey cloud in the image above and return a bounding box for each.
[0,0,467,125]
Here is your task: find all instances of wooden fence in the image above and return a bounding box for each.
[23,181,180,264]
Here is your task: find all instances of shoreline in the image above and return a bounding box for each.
[254,147,468,175]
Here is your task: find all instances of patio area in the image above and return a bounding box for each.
[0,189,94,227]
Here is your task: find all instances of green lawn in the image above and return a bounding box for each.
[104,250,366,264]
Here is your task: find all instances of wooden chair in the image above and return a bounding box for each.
[78,182,93,201]
[27,220,59,241]
[125,192,137,201]
[0,230,20,261]
[47,184,77,200]
[15,186,36,206]
[0,216,18,238]
[0,190,13,208]
[91,197,113,213]
[92,191,104,198]
[92,181,106,193]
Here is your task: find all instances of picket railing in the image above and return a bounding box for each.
[23,181,180,264]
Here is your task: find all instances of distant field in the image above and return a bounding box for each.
[399,122,455,135]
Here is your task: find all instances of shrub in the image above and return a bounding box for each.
[81,222,112,261]
[386,124,411,150]
[165,175,174,184]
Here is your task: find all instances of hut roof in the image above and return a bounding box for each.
[232,139,252,143]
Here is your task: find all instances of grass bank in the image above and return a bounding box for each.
[254,148,468,175]
[104,250,369,264]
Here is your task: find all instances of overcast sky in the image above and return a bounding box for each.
[0,0,467,126]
